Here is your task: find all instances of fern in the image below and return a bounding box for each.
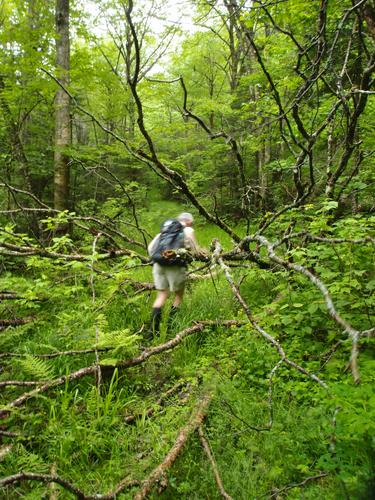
[97,329,139,357]
[17,354,55,380]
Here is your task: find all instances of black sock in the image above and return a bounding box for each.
[149,307,162,335]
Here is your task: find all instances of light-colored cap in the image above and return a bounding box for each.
[177,212,194,223]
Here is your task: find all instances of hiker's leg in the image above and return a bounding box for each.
[145,291,168,341]
[172,288,184,307]
[153,290,169,308]
[167,266,186,308]
[165,289,184,332]
[146,264,170,341]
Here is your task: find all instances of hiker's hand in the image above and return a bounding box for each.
[197,249,210,259]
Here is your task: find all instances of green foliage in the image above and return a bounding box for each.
[17,355,55,381]
[1,0,375,497]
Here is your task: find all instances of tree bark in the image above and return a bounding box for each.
[54,0,71,212]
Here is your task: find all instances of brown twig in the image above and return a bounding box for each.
[268,472,328,499]
[273,232,375,248]
[0,380,43,388]
[115,320,243,370]
[197,426,233,500]
[0,293,21,300]
[124,381,190,424]
[0,241,148,263]
[133,391,213,500]
[0,472,140,499]
[0,320,243,418]
[212,239,328,389]
[0,317,34,328]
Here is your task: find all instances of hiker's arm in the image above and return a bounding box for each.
[184,228,207,257]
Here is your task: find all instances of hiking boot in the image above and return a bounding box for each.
[144,307,162,341]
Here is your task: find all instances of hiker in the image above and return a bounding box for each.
[146,212,203,339]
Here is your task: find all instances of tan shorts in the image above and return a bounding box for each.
[152,263,186,292]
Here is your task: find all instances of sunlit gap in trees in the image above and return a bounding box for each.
[80,0,200,74]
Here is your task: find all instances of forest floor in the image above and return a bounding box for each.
[0,206,374,499]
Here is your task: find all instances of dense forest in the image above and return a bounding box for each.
[0,0,374,498]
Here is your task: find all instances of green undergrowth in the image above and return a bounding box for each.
[1,216,374,498]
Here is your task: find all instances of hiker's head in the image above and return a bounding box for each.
[178,212,194,227]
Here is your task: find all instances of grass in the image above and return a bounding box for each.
[1,211,374,499]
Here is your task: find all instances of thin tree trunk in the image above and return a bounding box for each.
[54,0,71,212]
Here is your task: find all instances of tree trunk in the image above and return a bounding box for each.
[54,0,71,212]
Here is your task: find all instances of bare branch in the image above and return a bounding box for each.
[212,239,328,388]
[268,472,329,499]
[0,472,140,499]
[133,390,213,500]
[197,426,233,500]
[124,381,191,424]
[0,240,149,263]
[0,320,244,418]
[249,235,362,383]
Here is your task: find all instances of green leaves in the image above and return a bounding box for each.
[17,354,55,381]
[97,328,139,359]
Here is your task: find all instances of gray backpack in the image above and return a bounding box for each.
[151,219,186,266]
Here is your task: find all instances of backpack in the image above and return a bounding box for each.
[151,219,187,266]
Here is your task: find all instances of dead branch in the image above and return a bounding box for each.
[0,193,147,250]
[0,365,97,418]
[0,182,50,209]
[274,231,375,248]
[0,380,43,388]
[0,317,34,329]
[250,234,362,383]
[268,472,328,499]
[197,426,233,500]
[0,472,140,499]
[0,320,243,418]
[0,292,21,300]
[0,472,88,498]
[360,326,375,338]
[115,320,244,370]
[124,381,190,424]
[0,241,148,263]
[133,391,213,500]
[212,239,328,389]
[0,430,21,438]
[0,347,111,360]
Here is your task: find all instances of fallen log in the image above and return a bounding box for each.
[0,317,34,329]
